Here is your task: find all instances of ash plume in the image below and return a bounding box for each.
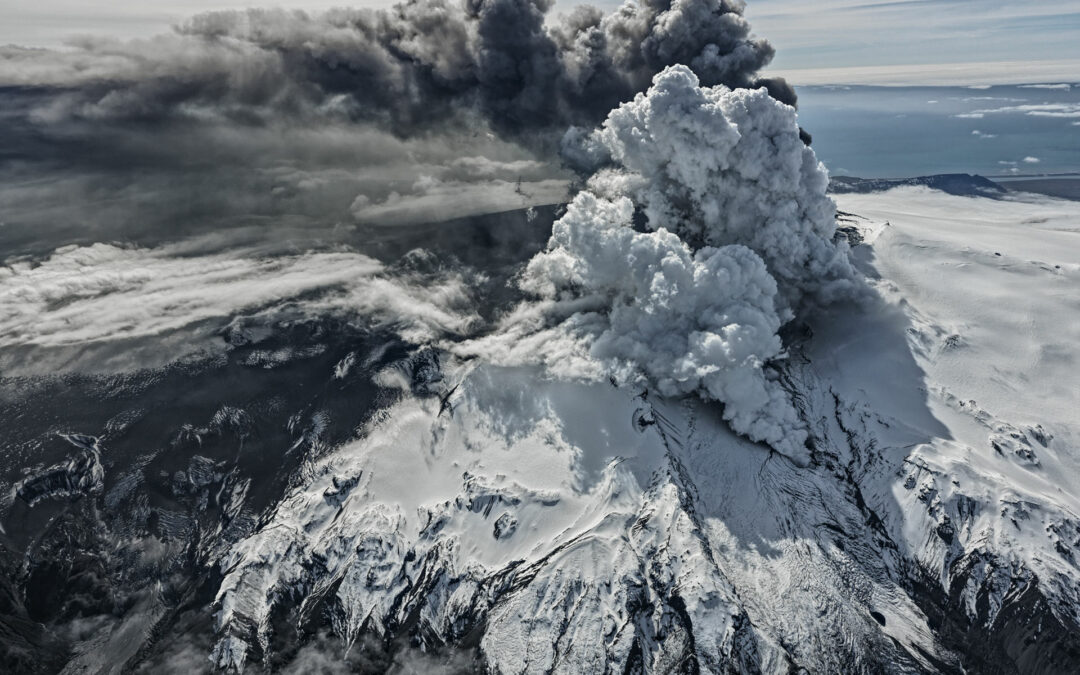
[0,0,797,253]
[561,65,860,316]
[1,0,851,461]
[503,66,864,464]
[0,0,792,141]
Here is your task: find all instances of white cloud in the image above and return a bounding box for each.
[1023,156,1041,164]
[351,176,569,226]
[966,103,1080,119]
[972,130,996,139]
[0,241,479,350]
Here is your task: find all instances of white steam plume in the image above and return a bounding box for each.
[521,191,808,462]
[563,64,862,316]
[510,65,866,464]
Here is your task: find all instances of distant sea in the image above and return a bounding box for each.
[795,83,1080,179]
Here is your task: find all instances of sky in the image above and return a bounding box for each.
[1,0,1080,85]
[747,0,1080,83]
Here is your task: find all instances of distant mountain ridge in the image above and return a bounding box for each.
[829,173,1007,197]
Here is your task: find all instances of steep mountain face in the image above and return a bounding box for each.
[206,188,1080,673]
[2,188,1078,673]
[206,362,939,673]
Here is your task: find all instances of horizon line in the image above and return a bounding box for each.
[769,59,1080,87]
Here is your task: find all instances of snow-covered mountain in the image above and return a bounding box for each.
[1,0,1078,670]
[2,184,1078,673]
[201,187,1080,673]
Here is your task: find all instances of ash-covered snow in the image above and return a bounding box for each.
[15,434,105,506]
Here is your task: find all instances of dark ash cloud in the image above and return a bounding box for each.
[1,0,792,139]
[0,0,795,256]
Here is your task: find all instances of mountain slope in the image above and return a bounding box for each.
[209,188,1080,672]
[2,188,1077,673]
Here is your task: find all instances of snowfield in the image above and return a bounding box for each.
[210,187,1080,672]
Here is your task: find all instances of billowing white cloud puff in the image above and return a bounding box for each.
[522,191,808,463]
[518,65,865,464]
[564,64,862,316]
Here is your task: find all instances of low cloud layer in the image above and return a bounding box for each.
[350,177,564,225]
[0,240,480,364]
[966,102,1080,119]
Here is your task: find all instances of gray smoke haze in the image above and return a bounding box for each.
[0,0,850,458]
[0,0,792,137]
[0,0,839,459]
[0,0,794,258]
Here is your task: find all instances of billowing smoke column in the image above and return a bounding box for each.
[7,0,793,141]
[560,65,859,315]
[4,0,858,463]
[521,66,864,465]
[0,0,806,256]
